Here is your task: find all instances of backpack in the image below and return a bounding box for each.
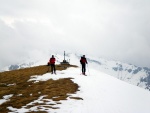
[80,57,87,64]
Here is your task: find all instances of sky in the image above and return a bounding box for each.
[0,0,150,68]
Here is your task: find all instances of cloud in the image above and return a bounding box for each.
[0,0,150,68]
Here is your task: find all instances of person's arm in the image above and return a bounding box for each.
[86,58,88,64]
[80,59,82,64]
[54,58,56,63]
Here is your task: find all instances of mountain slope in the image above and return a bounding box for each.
[63,53,150,91]
[0,64,78,112]
[86,56,150,91]
[1,53,150,91]
[1,66,150,113]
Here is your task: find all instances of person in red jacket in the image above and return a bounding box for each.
[80,55,88,75]
[49,55,56,74]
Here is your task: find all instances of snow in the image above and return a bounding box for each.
[1,53,149,91]
[0,94,13,105]
[6,67,150,113]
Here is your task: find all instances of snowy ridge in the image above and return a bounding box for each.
[1,67,150,113]
[1,53,150,91]
[86,56,150,91]
[62,53,150,91]
[1,53,150,113]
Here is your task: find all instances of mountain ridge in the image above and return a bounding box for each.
[0,57,150,113]
[1,53,150,91]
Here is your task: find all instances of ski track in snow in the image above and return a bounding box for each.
[3,67,150,113]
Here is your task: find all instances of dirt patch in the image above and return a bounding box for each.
[0,64,81,112]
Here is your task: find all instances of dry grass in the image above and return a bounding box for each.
[0,64,82,112]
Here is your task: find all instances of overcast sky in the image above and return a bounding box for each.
[0,0,150,68]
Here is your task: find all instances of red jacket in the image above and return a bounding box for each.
[49,58,56,64]
[80,57,87,64]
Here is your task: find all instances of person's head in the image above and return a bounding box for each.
[52,55,54,58]
[83,55,85,58]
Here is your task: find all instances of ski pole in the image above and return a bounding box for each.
[87,64,90,76]
[80,64,82,75]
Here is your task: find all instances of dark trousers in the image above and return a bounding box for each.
[81,64,86,74]
[51,64,56,73]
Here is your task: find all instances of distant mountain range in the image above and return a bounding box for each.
[85,56,150,91]
[1,53,150,91]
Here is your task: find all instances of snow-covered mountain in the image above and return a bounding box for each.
[1,53,150,113]
[1,67,150,113]
[85,55,150,91]
[1,53,150,91]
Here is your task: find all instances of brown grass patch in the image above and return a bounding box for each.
[0,64,81,112]
[69,97,83,100]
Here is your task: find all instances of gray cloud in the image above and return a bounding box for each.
[0,0,150,68]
